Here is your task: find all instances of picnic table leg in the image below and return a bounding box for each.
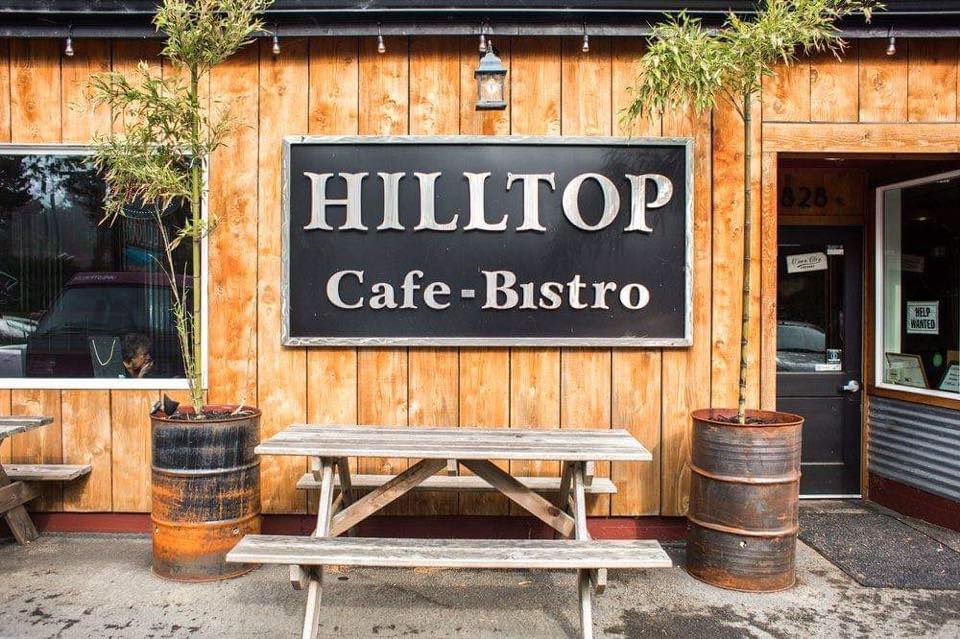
[301,457,336,639]
[555,461,574,539]
[571,462,596,639]
[336,457,354,507]
[293,457,325,587]
[578,567,593,639]
[335,457,356,537]
[0,464,39,545]
[571,462,606,594]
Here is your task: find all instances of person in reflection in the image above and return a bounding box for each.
[121,333,154,378]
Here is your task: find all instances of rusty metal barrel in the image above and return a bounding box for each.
[151,406,261,582]
[686,408,804,592]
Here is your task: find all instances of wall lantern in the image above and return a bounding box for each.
[475,43,507,110]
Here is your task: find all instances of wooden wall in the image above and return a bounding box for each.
[1,36,956,518]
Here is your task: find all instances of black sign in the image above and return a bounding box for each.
[283,137,692,346]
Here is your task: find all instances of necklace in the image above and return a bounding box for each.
[92,338,117,366]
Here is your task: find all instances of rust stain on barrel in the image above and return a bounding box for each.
[151,406,262,582]
[685,408,803,593]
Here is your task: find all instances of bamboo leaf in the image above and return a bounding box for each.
[88,0,273,413]
[622,0,882,422]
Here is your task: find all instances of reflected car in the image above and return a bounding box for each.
[24,272,188,378]
[0,314,35,341]
[776,320,828,372]
[0,315,37,377]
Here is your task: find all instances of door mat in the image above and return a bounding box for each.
[799,510,960,589]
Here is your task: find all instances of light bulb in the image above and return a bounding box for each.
[64,36,74,58]
[479,33,487,53]
[886,36,896,56]
[582,33,590,53]
[272,35,280,56]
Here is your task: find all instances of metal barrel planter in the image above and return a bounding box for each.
[686,408,804,592]
[151,406,261,582]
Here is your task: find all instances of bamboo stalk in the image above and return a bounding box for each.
[189,66,204,413]
[737,94,753,425]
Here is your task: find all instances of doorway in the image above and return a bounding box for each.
[777,226,863,496]
[773,155,960,497]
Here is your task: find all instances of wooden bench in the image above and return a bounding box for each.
[228,535,670,570]
[230,536,670,568]
[6,464,92,482]
[229,424,670,639]
[0,417,90,545]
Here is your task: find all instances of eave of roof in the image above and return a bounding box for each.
[1,1,959,38]
[3,1,960,12]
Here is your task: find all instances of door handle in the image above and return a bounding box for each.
[840,380,861,394]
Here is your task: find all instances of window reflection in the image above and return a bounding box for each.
[0,153,191,379]
[881,173,960,393]
[777,244,845,373]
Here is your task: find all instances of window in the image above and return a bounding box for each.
[877,170,960,398]
[0,146,202,389]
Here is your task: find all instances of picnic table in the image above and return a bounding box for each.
[0,416,92,545]
[228,425,672,639]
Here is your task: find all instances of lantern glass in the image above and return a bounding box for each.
[477,74,505,108]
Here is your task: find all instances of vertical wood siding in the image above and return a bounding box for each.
[257,38,309,514]
[1,37,955,516]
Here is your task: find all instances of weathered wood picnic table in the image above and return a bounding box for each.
[0,416,92,545]
[228,424,671,639]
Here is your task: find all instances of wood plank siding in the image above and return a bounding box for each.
[2,37,957,516]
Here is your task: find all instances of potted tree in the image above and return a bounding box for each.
[91,0,272,581]
[625,0,878,591]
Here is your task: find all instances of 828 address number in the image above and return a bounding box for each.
[780,185,828,209]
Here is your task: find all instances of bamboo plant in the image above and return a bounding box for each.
[625,0,879,424]
[90,0,271,415]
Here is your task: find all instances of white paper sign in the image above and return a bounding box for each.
[902,254,925,273]
[786,252,828,274]
[906,301,939,335]
[939,363,960,392]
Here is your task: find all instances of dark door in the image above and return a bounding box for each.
[776,226,863,496]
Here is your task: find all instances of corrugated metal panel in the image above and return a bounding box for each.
[869,396,960,502]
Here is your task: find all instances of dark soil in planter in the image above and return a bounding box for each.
[152,394,256,421]
[169,409,256,420]
[712,415,771,425]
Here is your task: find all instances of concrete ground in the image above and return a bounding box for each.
[1,505,959,638]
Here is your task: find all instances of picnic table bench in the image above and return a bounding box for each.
[0,416,92,545]
[227,425,671,639]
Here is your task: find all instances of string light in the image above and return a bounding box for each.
[272,34,280,56]
[377,23,386,54]
[64,29,74,58]
[581,22,590,53]
[886,35,896,56]
[479,32,487,54]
